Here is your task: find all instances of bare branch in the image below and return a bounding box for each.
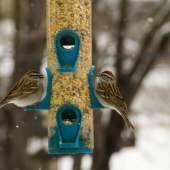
[127,1,170,82]
[128,31,170,105]
[137,32,170,88]
[116,0,128,81]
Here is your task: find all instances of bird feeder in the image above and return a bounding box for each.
[46,0,94,154]
[25,0,104,154]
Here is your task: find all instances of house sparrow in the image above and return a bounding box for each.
[94,70,134,130]
[0,70,44,109]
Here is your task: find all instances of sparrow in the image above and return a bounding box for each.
[0,70,44,109]
[94,70,134,130]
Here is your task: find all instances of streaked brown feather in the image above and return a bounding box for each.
[19,81,38,93]
[2,78,38,102]
[6,88,22,100]
[96,82,128,113]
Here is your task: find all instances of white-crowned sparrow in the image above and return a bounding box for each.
[0,70,44,109]
[94,70,134,130]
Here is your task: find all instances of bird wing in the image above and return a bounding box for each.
[96,83,128,113]
[3,78,38,101]
[18,81,38,94]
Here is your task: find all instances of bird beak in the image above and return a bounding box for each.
[97,73,101,77]
[39,74,44,78]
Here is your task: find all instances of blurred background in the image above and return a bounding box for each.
[0,0,170,169]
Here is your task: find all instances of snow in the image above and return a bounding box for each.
[57,156,74,170]
[147,17,154,23]
[143,66,170,88]
[124,39,140,52]
[96,32,116,53]
[81,154,93,170]
[0,57,14,77]
[160,22,170,34]
[0,19,15,77]
[26,137,48,155]
[109,115,170,170]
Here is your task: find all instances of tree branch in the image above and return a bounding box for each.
[137,31,170,89]
[127,1,170,82]
[127,31,170,105]
[116,0,128,82]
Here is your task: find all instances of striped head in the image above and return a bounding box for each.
[25,70,44,80]
[97,70,115,83]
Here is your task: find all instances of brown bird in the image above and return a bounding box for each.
[0,70,44,109]
[94,70,134,130]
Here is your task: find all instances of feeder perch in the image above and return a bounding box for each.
[88,66,104,109]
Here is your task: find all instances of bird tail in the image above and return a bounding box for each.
[120,112,134,130]
[0,101,8,108]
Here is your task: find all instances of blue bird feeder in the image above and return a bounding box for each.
[24,0,112,156]
[40,0,97,155]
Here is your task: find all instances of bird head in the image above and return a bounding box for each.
[97,70,115,83]
[25,70,44,80]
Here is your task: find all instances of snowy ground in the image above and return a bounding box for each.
[110,113,170,170]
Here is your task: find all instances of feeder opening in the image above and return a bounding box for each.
[61,108,77,125]
[60,34,75,50]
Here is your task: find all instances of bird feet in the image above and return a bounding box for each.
[23,103,39,111]
[33,103,38,110]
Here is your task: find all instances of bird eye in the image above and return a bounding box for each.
[30,74,38,77]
